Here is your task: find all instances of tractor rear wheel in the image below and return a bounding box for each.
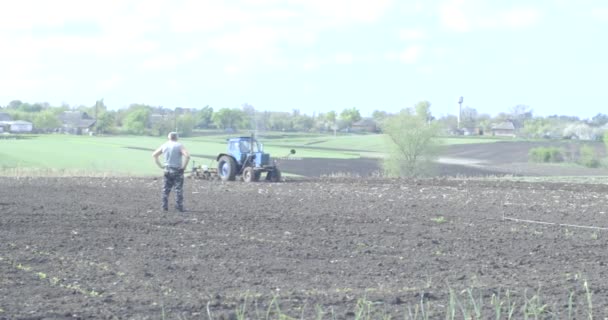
[218,156,237,181]
[266,168,282,182]
[242,167,259,182]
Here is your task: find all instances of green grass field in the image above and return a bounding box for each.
[0,132,504,176]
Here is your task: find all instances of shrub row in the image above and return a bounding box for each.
[578,145,601,168]
[528,147,564,163]
[529,145,604,168]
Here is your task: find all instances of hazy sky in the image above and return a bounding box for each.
[1,0,607,119]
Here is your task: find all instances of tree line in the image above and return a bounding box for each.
[0,100,365,137]
[2,99,608,140]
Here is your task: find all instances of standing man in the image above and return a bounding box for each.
[152,132,190,212]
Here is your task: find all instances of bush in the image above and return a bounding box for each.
[578,144,601,168]
[529,147,564,163]
[382,110,440,177]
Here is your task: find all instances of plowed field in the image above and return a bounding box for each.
[2,177,608,319]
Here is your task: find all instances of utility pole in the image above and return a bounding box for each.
[174,108,178,133]
[457,96,463,129]
[94,99,101,134]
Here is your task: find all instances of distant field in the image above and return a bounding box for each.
[0,132,509,176]
[0,134,360,176]
[0,135,165,176]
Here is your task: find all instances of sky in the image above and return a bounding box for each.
[1,0,607,119]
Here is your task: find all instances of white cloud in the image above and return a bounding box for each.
[293,0,394,23]
[482,7,541,29]
[416,65,435,75]
[0,0,159,63]
[0,76,42,94]
[140,48,204,71]
[170,1,252,33]
[438,0,541,32]
[302,60,320,71]
[6,34,158,59]
[224,65,242,74]
[0,0,124,31]
[141,55,180,70]
[399,45,424,64]
[96,75,124,92]
[439,0,471,32]
[399,28,428,41]
[591,7,608,21]
[208,27,280,55]
[334,53,354,64]
[384,45,424,64]
[1,0,399,76]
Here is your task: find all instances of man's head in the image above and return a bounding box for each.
[168,132,178,141]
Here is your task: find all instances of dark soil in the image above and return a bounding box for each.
[130,140,608,178]
[3,177,608,319]
[279,140,608,177]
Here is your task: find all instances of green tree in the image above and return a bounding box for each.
[76,104,94,116]
[509,104,533,130]
[326,110,337,124]
[414,101,432,123]
[256,111,271,131]
[460,106,478,129]
[196,105,214,129]
[436,114,458,132]
[212,108,245,130]
[177,113,196,137]
[339,107,361,129]
[150,115,172,137]
[6,110,34,122]
[8,100,23,109]
[292,113,314,132]
[268,112,292,131]
[372,110,389,123]
[312,112,334,132]
[241,104,257,130]
[123,107,150,135]
[33,110,60,131]
[590,113,608,127]
[96,111,116,134]
[19,103,43,113]
[476,113,492,134]
[382,107,440,177]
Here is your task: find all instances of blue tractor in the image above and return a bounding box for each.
[216,135,294,182]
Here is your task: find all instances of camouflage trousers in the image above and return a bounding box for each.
[162,170,184,210]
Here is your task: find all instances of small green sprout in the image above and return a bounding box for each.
[431,216,447,224]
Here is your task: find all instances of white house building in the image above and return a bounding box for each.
[2,120,34,133]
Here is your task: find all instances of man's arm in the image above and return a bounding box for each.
[181,147,191,170]
[152,147,164,169]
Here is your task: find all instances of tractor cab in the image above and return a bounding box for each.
[226,136,270,168]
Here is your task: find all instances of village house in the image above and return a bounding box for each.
[491,121,516,137]
[9,120,34,133]
[58,111,97,135]
[0,120,34,133]
[0,113,10,133]
[0,112,11,121]
[351,118,378,133]
[0,113,34,133]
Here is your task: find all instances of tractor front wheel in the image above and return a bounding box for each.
[218,156,237,181]
[242,167,259,182]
